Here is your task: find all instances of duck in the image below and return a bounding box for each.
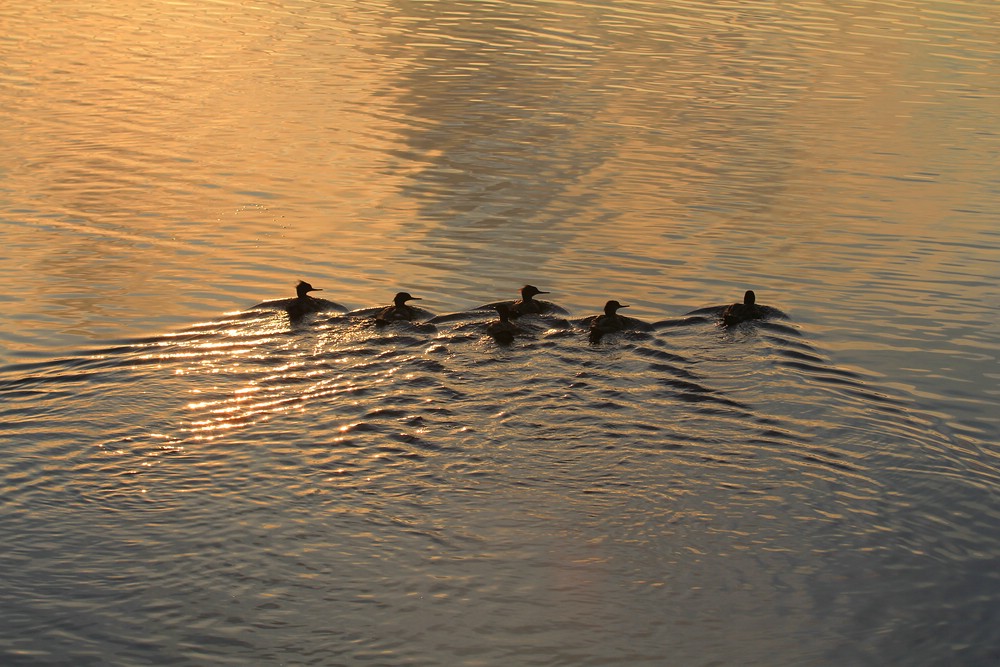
[376,292,423,324]
[590,300,630,337]
[721,290,765,326]
[486,303,524,344]
[286,280,326,321]
[509,285,550,317]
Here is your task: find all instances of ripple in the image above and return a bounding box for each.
[2,0,999,664]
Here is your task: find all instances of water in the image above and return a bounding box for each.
[1,0,998,665]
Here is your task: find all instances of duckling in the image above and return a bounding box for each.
[509,284,550,317]
[250,279,347,319]
[286,280,325,321]
[486,303,524,344]
[376,292,423,325]
[721,290,765,326]
[590,300,630,337]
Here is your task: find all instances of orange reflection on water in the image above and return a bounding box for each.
[0,0,995,433]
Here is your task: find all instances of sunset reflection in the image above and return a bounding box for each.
[1,0,999,664]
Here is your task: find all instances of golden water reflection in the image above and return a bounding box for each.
[1,0,997,420]
[2,3,999,664]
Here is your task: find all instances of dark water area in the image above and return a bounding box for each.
[2,302,997,665]
[2,0,999,664]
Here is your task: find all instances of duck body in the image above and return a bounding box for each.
[285,280,326,321]
[509,285,550,317]
[721,290,766,326]
[590,300,630,338]
[486,304,525,344]
[248,280,346,320]
[376,292,423,324]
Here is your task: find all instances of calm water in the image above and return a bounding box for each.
[2,0,999,665]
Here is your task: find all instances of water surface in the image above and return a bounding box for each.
[1,0,998,665]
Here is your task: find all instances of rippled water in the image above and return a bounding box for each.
[2,0,999,665]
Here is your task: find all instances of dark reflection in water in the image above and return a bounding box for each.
[373,0,819,294]
[376,11,617,290]
[2,302,997,666]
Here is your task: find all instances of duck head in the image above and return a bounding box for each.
[604,300,629,315]
[520,285,549,300]
[394,292,421,306]
[493,303,512,322]
[296,280,322,298]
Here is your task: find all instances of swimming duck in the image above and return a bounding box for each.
[376,292,423,324]
[509,285,550,317]
[590,300,630,337]
[486,303,524,344]
[286,280,325,321]
[721,290,765,326]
